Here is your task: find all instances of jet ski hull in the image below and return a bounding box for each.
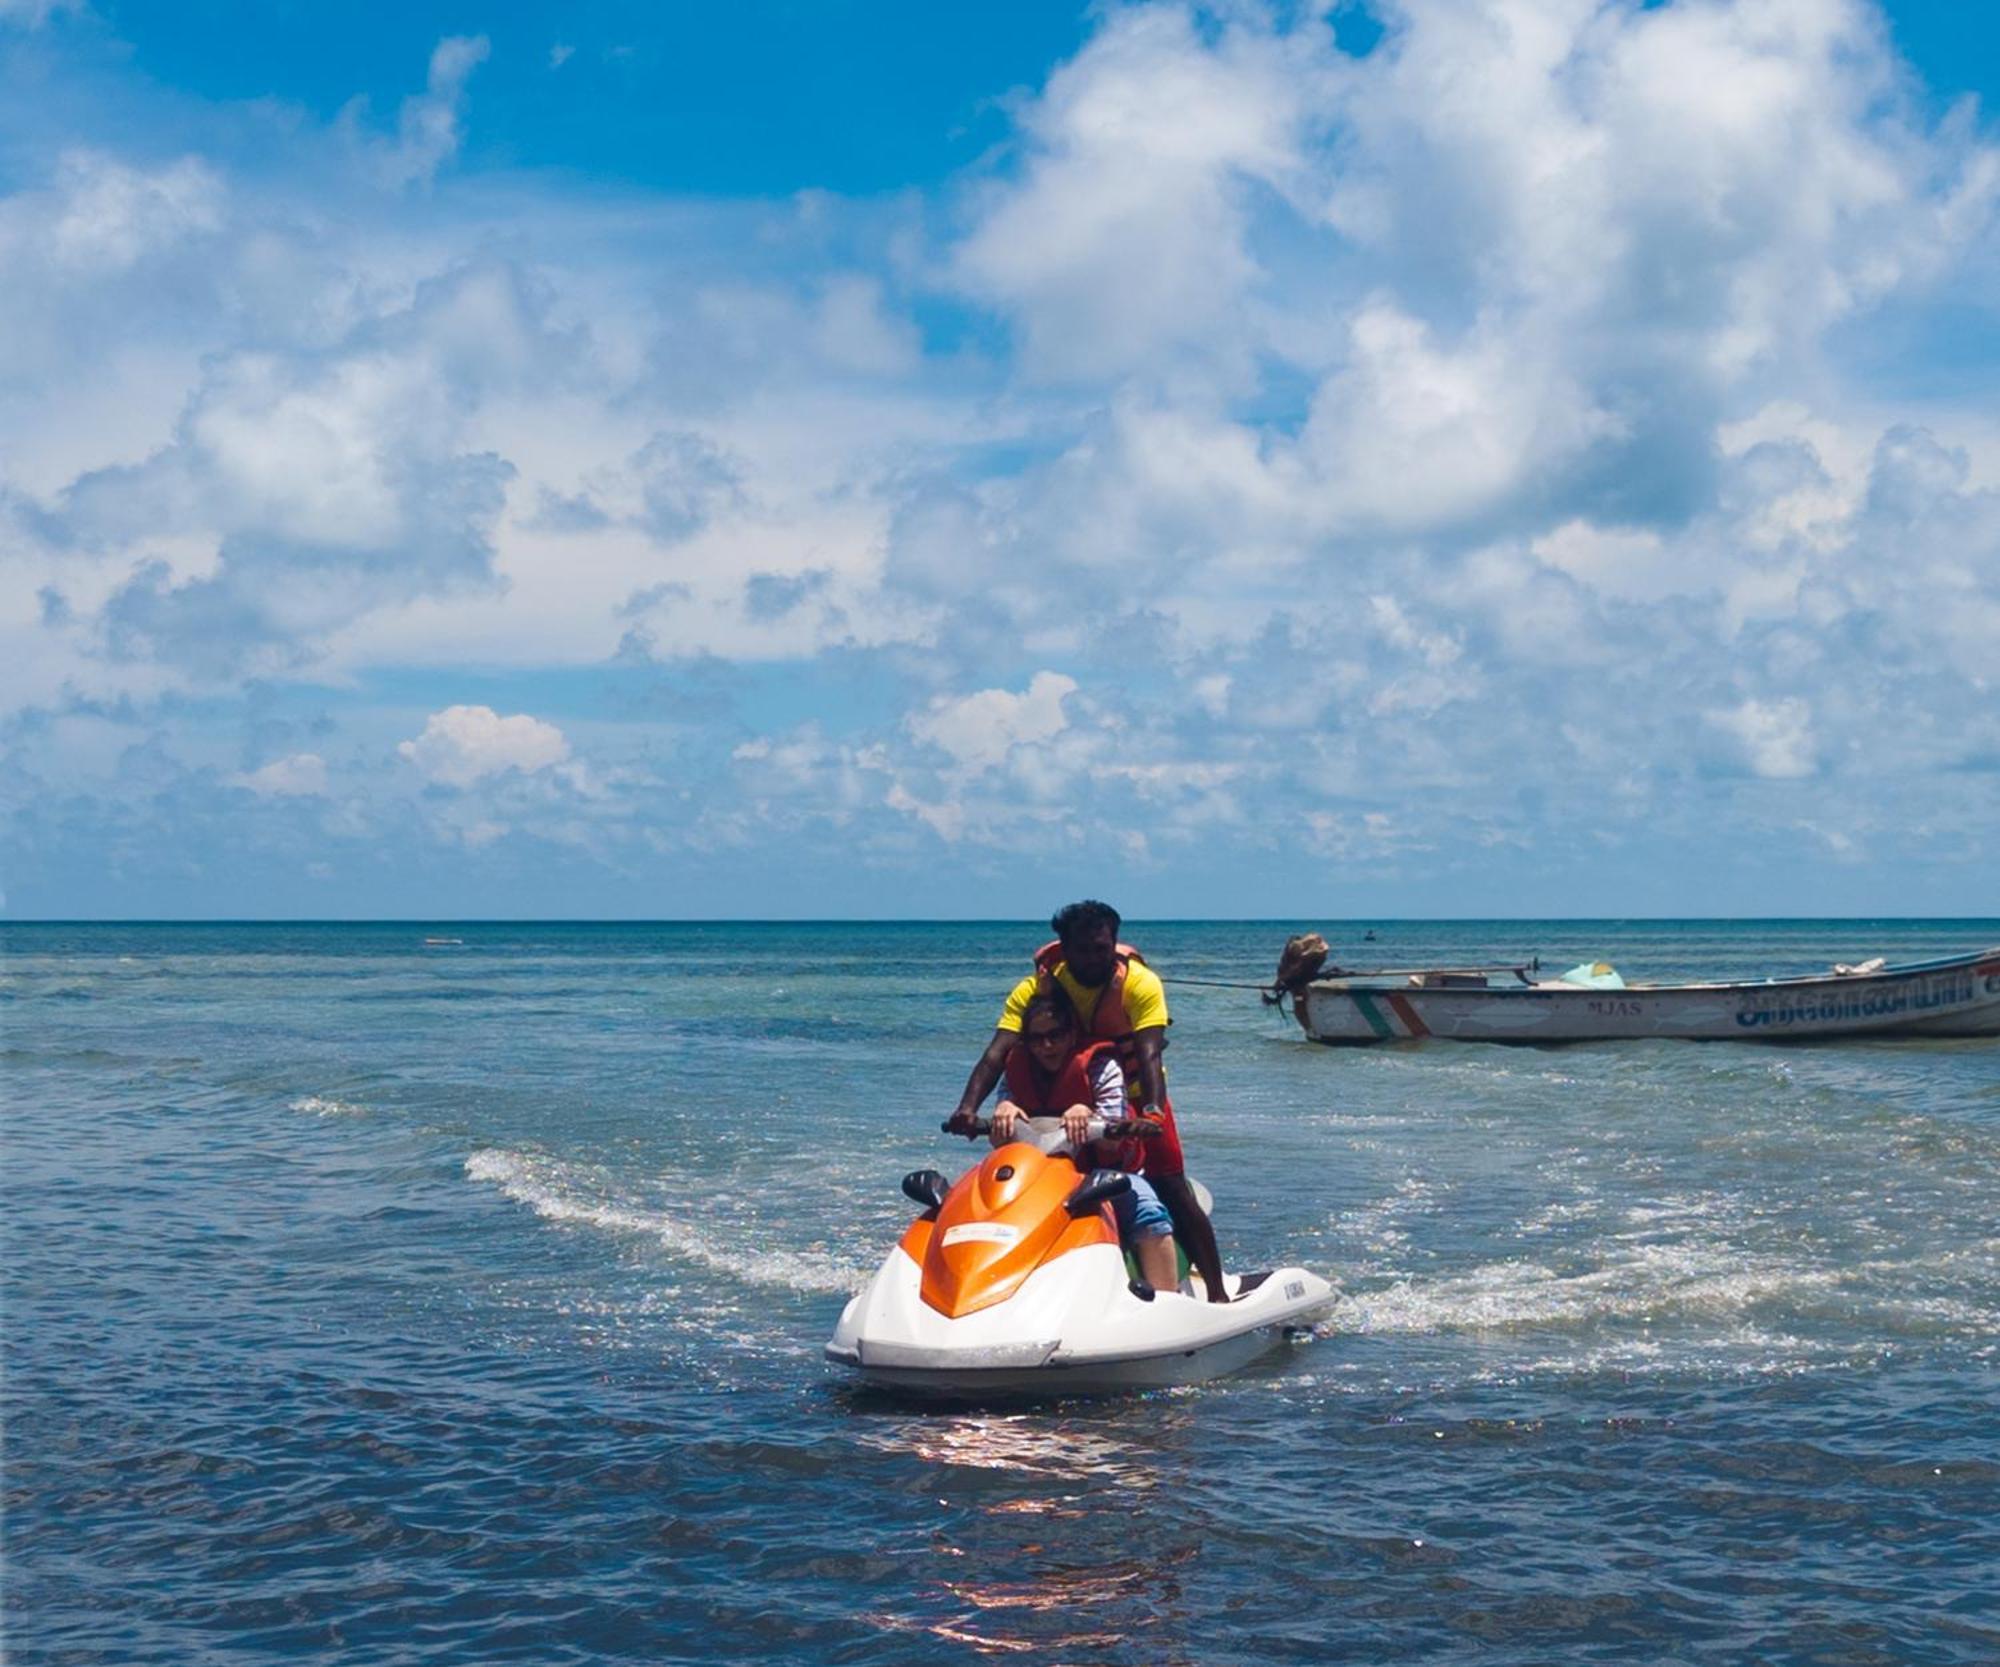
[827,1322,1302,1398]
[827,1240,1334,1400]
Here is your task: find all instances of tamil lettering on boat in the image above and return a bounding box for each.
[1733,970,1975,1029]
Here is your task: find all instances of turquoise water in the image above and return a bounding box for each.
[5,919,1998,1665]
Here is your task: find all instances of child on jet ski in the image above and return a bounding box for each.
[950,900,1228,1302]
[988,988,1182,1293]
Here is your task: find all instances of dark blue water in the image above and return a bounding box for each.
[6,920,1998,1665]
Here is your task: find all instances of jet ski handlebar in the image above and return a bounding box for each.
[941,1114,1162,1141]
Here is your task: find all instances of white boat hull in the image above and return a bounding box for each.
[1297,948,2000,1045]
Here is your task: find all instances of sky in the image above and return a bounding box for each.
[1,0,1997,920]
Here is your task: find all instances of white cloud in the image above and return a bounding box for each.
[1300,301,1615,533]
[377,35,490,189]
[884,780,967,843]
[1321,0,1977,365]
[236,753,329,797]
[954,4,1322,381]
[1531,519,1673,600]
[398,705,570,787]
[955,0,1997,541]
[33,258,564,677]
[5,1,1999,913]
[46,151,225,272]
[1708,696,1818,779]
[812,275,922,376]
[908,671,1077,775]
[318,34,491,195]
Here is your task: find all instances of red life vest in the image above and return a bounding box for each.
[1000,1039,1140,1171]
[1001,1037,1118,1116]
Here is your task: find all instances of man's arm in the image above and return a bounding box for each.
[950,1029,1017,1129]
[1127,1026,1169,1113]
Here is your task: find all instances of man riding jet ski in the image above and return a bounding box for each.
[825,1113,1334,1398]
[951,900,1229,1302]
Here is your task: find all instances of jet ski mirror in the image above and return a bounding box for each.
[902,1169,949,1212]
[1066,1170,1131,1217]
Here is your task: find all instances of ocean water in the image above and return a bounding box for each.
[4,918,1998,1666]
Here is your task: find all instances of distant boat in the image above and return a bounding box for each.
[1279,945,2000,1044]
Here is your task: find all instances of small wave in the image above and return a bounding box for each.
[1327,1175,1441,1252]
[3,983,96,1001]
[1327,1243,1842,1336]
[1517,1195,1605,1235]
[3,1046,140,1068]
[288,1095,368,1117]
[464,1148,868,1295]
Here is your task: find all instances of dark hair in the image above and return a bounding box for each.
[1021,986,1079,1034]
[1051,899,1121,943]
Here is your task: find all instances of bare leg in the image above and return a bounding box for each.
[1134,1232,1178,1292]
[1153,1173,1228,1302]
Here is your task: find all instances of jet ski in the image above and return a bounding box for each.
[825,1116,1335,1397]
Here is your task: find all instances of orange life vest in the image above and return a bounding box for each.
[1031,940,1158,1095]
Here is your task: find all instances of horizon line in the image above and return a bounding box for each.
[6,915,1998,927]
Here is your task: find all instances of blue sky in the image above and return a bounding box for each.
[2,0,1997,919]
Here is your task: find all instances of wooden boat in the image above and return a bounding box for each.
[1284,945,2000,1045]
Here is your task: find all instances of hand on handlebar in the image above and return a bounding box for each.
[937,1111,1160,1147]
[1072,1113,1162,1144]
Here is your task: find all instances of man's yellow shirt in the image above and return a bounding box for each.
[995,958,1170,1036]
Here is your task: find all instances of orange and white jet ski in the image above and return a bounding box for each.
[826,1117,1334,1397]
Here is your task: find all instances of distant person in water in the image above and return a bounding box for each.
[949,899,1229,1302]
[988,987,1180,1292]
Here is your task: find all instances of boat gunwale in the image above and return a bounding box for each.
[1304,945,2000,999]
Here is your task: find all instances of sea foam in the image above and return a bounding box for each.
[288,1094,367,1117]
[464,1147,869,1294]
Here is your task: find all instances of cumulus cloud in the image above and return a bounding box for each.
[944,0,1999,559]
[17,256,570,680]
[1708,697,1819,779]
[4,1,1998,913]
[908,672,1077,775]
[955,4,1324,382]
[44,151,225,272]
[398,706,569,787]
[235,753,330,797]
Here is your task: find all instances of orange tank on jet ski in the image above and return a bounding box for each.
[826,1116,1334,1397]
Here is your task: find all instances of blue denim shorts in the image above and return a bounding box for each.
[1110,1174,1174,1241]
